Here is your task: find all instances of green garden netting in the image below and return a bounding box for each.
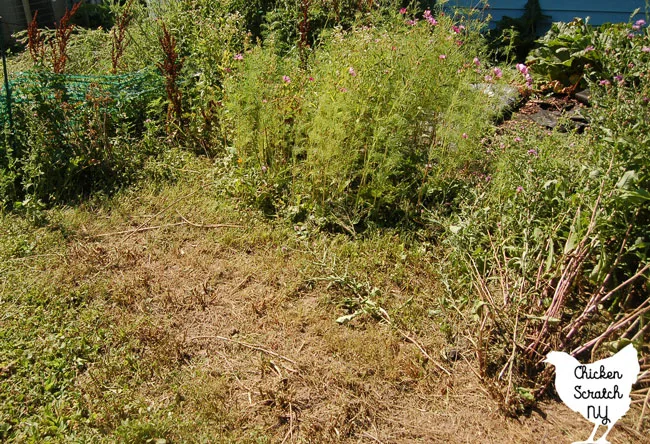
[0,68,163,125]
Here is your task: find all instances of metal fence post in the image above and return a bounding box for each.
[0,16,14,137]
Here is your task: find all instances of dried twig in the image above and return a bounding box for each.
[636,388,650,432]
[189,335,298,366]
[394,328,451,376]
[91,220,242,238]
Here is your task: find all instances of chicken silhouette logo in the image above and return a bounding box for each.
[544,344,640,444]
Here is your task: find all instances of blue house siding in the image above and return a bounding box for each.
[447,0,647,27]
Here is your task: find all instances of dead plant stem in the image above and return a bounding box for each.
[189,335,298,366]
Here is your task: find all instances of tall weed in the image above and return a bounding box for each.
[224,10,505,229]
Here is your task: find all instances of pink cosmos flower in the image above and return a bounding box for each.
[527,149,538,156]
[516,186,524,193]
[642,46,650,52]
[399,7,407,14]
[493,67,503,78]
[599,79,610,86]
[348,67,357,76]
[234,53,244,60]
[308,76,314,81]
[439,54,447,60]
[514,137,522,142]
[635,19,646,27]
[484,75,493,82]
[406,19,418,26]
[473,57,480,66]
[462,133,468,139]
[584,45,595,52]
[282,75,291,83]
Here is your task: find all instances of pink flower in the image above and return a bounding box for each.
[452,25,461,34]
[473,57,480,66]
[439,54,447,60]
[282,75,291,83]
[585,45,595,52]
[423,9,438,25]
[599,79,610,86]
[642,46,650,52]
[627,33,635,39]
[493,67,503,78]
[399,7,407,14]
[339,87,348,93]
[635,19,646,27]
[308,76,314,81]
[484,75,493,82]
[462,133,468,139]
[527,149,538,156]
[516,63,528,75]
[406,19,418,26]
[516,186,524,193]
[234,53,244,60]
[514,137,522,142]
[348,67,357,76]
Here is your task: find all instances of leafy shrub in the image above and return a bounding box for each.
[527,16,650,89]
[0,70,163,208]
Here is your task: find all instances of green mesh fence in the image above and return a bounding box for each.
[0,68,164,125]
